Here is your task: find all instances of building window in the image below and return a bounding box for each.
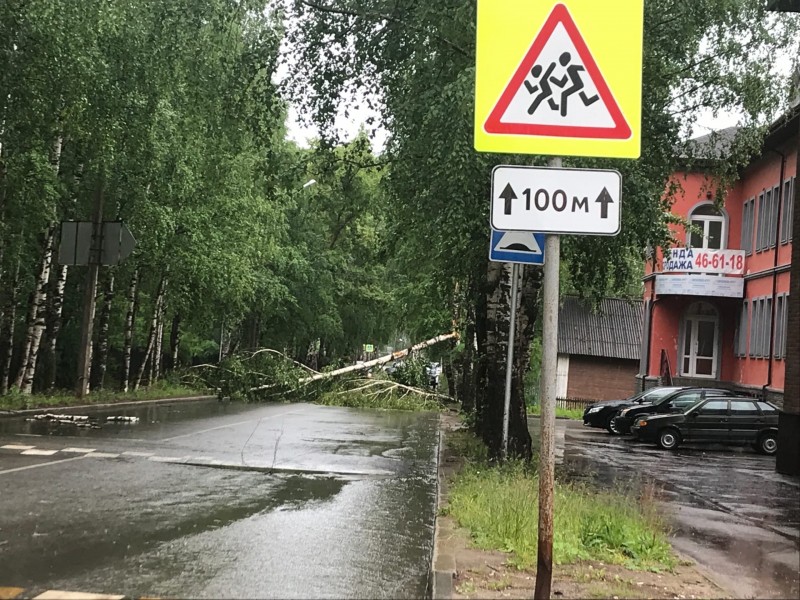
[688,203,726,250]
[781,177,795,244]
[770,185,780,248]
[741,198,755,254]
[749,297,772,359]
[756,192,765,251]
[774,293,789,360]
[735,300,749,357]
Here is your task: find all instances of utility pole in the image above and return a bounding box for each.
[75,183,104,398]
[534,156,561,600]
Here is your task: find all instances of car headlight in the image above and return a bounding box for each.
[637,419,648,427]
[587,406,603,414]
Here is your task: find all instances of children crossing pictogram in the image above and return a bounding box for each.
[483,3,631,140]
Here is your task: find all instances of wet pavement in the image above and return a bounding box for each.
[552,420,800,599]
[0,400,440,598]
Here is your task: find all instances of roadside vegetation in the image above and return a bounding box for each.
[528,405,585,421]
[0,380,205,411]
[446,430,676,572]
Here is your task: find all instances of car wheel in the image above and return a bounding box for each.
[757,432,778,456]
[657,428,681,450]
[606,414,622,435]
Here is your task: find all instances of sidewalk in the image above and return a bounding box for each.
[432,413,728,599]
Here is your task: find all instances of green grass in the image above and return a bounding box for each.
[0,381,207,411]
[528,404,585,420]
[448,458,675,571]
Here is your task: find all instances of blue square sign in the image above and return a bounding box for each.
[489,229,545,265]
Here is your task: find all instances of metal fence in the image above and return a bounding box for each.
[555,397,595,411]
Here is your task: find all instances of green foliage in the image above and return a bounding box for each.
[388,355,429,388]
[528,405,585,421]
[448,460,675,571]
[316,377,441,412]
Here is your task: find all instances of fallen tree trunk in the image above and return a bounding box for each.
[250,332,458,392]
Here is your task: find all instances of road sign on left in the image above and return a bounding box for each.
[58,221,137,266]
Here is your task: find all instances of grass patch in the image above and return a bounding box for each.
[528,404,585,420]
[448,457,675,572]
[0,381,207,411]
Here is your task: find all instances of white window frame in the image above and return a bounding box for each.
[688,202,727,250]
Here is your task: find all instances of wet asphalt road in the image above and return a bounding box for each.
[0,400,439,599]
[558,420,800,600]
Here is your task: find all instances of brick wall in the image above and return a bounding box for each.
[566,356,639,401]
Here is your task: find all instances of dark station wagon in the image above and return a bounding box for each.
[631,396,780,455]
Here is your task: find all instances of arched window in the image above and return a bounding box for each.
[688,203,726,250]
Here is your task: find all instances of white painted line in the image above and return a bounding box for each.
[61,447,97,454]
[86,452,120,459]
[0,455,88,476]
[190,456,214,461]
[1,444,36,450]
[21,449,59,456]
[122,451,155,457]
[160,408,302,442]
[148,456,187,463]
[34,590,126,600]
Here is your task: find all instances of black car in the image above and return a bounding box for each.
[611,387,737,435]
[583,387,683,433]
[631,396,780,454]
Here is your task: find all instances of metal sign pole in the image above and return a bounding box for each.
[502,262,521,458]
[534,157,562,599]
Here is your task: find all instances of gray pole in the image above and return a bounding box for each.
[75,183,104,398]
[502,261,521,457]
[534,156,562,599]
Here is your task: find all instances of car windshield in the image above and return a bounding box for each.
[641,387,682,403]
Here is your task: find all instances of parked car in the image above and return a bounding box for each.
[610,387,737,435]
[583,387,683,433]
[630,396,780,455]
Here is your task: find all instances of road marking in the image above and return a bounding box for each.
[86,452,120,459]
[1,444,35,451]
[160,408,302,442]
[0,455,88,476]
[148,456,187,463]
[21,449,58,456]
[61,447,97,454]
[122,451,154,457]
[34,591,126,600]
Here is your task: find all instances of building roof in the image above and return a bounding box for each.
[681,126,740,161]
[558,296,643,361]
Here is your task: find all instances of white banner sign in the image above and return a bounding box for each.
[655,274,744,298]
[662,247,745,275]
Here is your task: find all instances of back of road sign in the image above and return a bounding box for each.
[474,0,644,158]
[490,229,546,265]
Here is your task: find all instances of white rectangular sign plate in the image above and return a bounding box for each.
[662,247,745,275]
[491,165,621,235]
[655,274,744,298]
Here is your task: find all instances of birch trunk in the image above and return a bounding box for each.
[169,313,181,371]
[0,260,20,395]
[476,261,541,460]
[93,272,115,390]
[152,295,165,383]
[16,228,55,393]
[45,264,68,391]
[250,332,458,392]
[135,276,165,390]
[122,269,139,392]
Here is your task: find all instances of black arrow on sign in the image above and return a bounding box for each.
[595,187,614,219]
[500,183,517,215]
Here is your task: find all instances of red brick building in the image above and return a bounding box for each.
[638,110,796,412]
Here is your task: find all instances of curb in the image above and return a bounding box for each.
[0,395,216,418]
[431,414,456,600]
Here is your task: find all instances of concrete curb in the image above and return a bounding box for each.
[0,395,216,418]
[430,413,456,600]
